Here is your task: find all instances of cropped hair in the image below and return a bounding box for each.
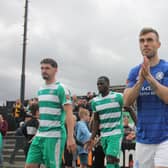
[139,27,159,40]
[98,76,110,85]
[79,108,89,118]
[40,58,58,68]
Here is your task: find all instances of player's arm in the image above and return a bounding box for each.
[142,56,168,104]
[124,67,144,107]
[90,112,99,140]
[85,112,99,151]
[59,84,76,153]
[145,74,168,104]
[64,104,76,153]
[124,81,142,106]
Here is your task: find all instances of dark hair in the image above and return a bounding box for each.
[139,27,159,40]
[29,104,39,116]
[98,76,110,84]
[40,58,58,68]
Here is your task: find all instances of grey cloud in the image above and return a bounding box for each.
[1,0,168,102]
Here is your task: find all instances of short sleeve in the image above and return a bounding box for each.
[58,84,72,106]
[117,93,123,107]
[126,65,141,88]
[91,99,96,113]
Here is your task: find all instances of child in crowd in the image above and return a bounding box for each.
[22,104,39,157]
[76,108,91,168]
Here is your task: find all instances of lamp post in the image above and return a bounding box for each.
[20,0,29,105]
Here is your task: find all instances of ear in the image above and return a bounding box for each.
[55,68,58,73]
[158,41,161,48]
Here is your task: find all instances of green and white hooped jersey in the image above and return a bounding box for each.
[36,81,71,138]
[91,91,123,138]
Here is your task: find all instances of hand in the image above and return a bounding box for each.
[84,139,94,152]
[67,136,76,153]
[138,68,145,84]
[141,56,151,79]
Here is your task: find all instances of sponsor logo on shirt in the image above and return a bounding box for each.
[140,86,156,96]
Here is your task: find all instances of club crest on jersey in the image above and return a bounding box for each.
[155,72,164,80]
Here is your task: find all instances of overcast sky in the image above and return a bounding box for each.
[0,0,168,104]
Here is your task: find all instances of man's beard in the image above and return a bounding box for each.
[142,50,155,59]
[146,53,155,59]
[42,74,49,80]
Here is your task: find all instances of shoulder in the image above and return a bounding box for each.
[57,82,68,90]
[111,92,123,104]
[92,95,101,102]
[110,91,122,95]
[129,64,141,74]
[113,92,123,98]
[159,59,168,69]
[160,59,168,64]
[76,121,82,129]
[57,82,64,88]
[57,82,70,94]
[38,86,44,92]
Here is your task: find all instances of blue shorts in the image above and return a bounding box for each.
[79,153,88,165]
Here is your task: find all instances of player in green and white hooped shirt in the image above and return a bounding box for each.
[25,58,76,168]
[85,76,123,168]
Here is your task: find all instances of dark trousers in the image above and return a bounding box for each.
[92,145,105,168]
[9,138,25,163]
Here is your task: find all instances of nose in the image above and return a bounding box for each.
[97,84,102,89]
[143,39,149,46]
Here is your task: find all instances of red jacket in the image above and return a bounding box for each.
[0,120,8,136]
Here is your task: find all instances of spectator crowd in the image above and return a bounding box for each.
[0,91,135,168]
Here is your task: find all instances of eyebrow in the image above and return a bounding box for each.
[139,37,154,42]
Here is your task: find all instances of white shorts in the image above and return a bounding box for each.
[134,140,168,168]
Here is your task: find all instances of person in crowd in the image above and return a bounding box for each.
[85,76,123,168]
[86,92,93,102]
[22,104,39,157]
[123,116,135,142]
[0,132,2,168]
[0,114,8,137]
[86,92,94,113]
[12,99,25,128]
[72,95,78,109]
[32,98,38,105]
[26,99,34,114]
[25,58,76,168]
[76,108,91,168]
[9,121,25,164]
[124,27,168,168]
[81,99,89,110]
[92,135,105,168]
[0,114,8,167]
[72,95,79,121]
